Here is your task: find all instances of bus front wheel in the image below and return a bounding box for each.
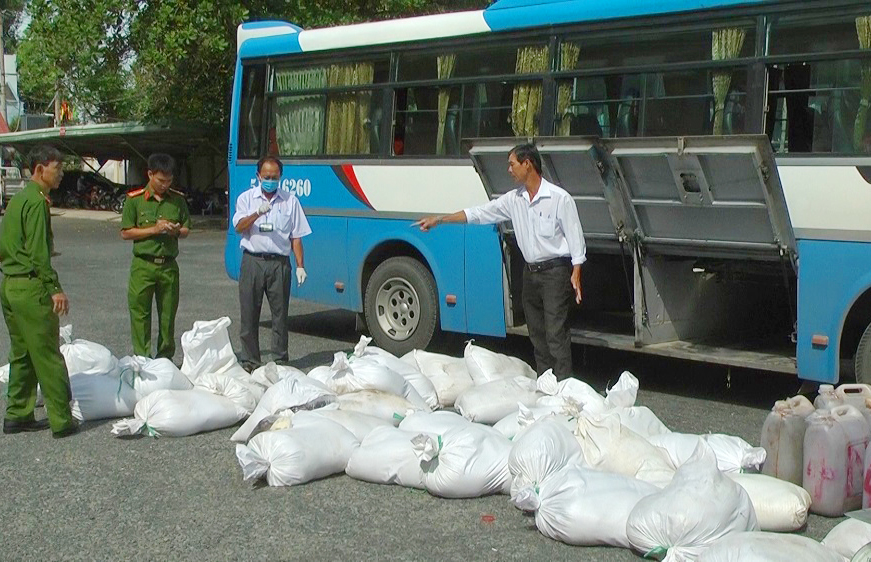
[364,257,438,356]
[855,322,871,384]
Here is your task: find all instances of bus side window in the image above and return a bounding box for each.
[238,64,266,159]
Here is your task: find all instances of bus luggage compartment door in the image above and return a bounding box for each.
[602,135,796,348]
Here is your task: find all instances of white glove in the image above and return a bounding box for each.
[296,267,307,285]
[257,201,271,215]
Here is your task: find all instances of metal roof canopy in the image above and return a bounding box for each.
[0,120,225,164]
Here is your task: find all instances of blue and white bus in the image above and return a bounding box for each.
[226,0,871,385]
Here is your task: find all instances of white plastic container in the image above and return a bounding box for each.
[760,395,814,485]
[863,440,871,509]
[835,384,871,410]
[813,384,843,410]
[803,405,870,516]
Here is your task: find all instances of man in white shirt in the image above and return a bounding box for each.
[415,144,586,380]
[232,156,312,369]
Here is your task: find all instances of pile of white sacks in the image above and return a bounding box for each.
[2,318,869,560]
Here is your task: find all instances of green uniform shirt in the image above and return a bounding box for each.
[0,181,63,295]
[121,185,192,258]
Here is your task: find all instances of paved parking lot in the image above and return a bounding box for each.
[0,214,843,561]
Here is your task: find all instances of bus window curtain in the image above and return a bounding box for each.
[512,45,548,138]
[855,16,871,151]
[326,63,375,154]
[273,67,327,155]
[556,43,580,136]
[436,54,456,155]
[711,28,746,135]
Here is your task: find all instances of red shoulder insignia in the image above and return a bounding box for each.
[127,188,146,197]
[169,188,185,197]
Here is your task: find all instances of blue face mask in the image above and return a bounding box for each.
[260,178,279,193]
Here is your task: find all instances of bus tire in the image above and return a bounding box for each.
[364,256,438,356]
[855,321,871,384]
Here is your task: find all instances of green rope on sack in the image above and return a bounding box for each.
[644,546,668,561]
[116,367,139,398]
[437,435,443,451]
[143,423,159,438]
[393,412,405,422]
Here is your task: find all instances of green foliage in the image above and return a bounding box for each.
[18,0,134,121]
[17,0,491,126]
[130,0,248,125]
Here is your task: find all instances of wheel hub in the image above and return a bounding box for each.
[374,276,421,341]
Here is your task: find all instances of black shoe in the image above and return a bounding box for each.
[52,422,80,439]
[274,357,291,367]
[3,418,50,434]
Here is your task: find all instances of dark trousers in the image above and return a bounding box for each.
[238,252,291,363]
[522,263,574,380]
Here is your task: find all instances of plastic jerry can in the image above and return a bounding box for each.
[837,384,871,411]
[761,395,814,485]
[804,405,870,517]
[815,385,844,410]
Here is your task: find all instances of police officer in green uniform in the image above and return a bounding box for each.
[0,145,78,437]
[120,153,191,359]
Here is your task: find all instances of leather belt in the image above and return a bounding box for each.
[526,257,571,273]
[137,255,175,265]
[244,250,288,261]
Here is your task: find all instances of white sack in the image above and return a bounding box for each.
[822,518,871,560]
[211,361,266,402]
[313,352,429,410]
[250,362,306,388]
[727,473,811,532]
[335,390,418,423]
[508,417,583,498]
[70,372,137,421]
[403,349,473,407]
[118,355,192,399]
[351,336,439,410]
[704,433,766,473]
[648,432,766,473]
[614,406,672,439]
[463,341,535,385]
[514,465,658,548]
[236,416,358,486]
[346,426,426,488]
[179,317,237,382]
[195,372,258,414]
[300,408,391,441]
[398,410,471,436]
[493,403,577,440]
[603,371,639,409]
[413,423,512,498]
[455,376,540,424]
[575,411,675,487]
[111,388,249,437]
[696,532,846,562]
[59,324,119,377]
[230,375,335,443]
[626,443,759,561]
[535,370,607,414]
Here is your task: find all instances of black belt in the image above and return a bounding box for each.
[526,257,572,273]
[3,271,37,279]
[137,255,175,265]
[244,250,288,261]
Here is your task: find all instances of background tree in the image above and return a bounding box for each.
[18,0,490,127]
[17,0,134,122]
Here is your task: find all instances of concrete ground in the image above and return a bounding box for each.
[0,214,845,561]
